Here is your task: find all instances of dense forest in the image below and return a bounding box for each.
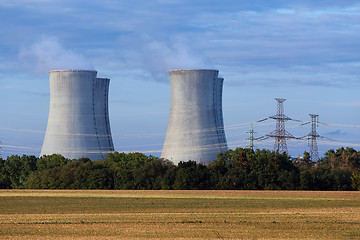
[0,147,359,190]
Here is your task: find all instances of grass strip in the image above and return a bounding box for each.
[0,191,351,201]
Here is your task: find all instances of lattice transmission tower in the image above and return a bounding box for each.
[247,122,255,150]
[308,114,320,161]
[300,114,330,162]
[257,98,299,154]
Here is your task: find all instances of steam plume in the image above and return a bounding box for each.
[19,36,93,73]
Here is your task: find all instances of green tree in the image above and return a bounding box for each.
[228,148,254,189]
[0,158,11,188]
[133,158,175,190]
[105,152,154,189]
[4,155,37,188]
[331,168,352,191]
[208,151,231,189]
[351,170,360,191]
[210,148,300,190]
[70,158,113,189]
[172,161,211,190]
[26,166,62,189]
[294,151,313,170]
[26,158,113,189]
[37,154,69,171]
[299,170,313,190]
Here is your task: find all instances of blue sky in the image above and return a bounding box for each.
[0,0,359,159]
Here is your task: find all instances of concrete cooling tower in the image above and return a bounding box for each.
[40,70,114,160]
[161,69,228,164]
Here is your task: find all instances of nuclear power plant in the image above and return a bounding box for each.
[40,70,114,160]
[161,69,228,164]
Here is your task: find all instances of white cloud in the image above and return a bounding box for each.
[19,36,94,74]
[143,38,213,80]
[3,0,360,87]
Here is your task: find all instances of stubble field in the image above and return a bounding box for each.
[0,190,359,239]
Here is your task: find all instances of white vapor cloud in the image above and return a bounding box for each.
[142,38,213,81]
[19,36,94,74]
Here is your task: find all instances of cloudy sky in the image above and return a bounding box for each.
[0,0,359,159]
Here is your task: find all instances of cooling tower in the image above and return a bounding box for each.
[94,78,114,154]
[161,69,228,164]
[40,70,114,160]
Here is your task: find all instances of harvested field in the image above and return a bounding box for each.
[0,190,359,239]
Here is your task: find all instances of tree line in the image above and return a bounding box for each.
[0,147,359,190]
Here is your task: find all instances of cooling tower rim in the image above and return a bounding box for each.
[96,77,110,80]
[169,69,219,73]
[49,69,97,73]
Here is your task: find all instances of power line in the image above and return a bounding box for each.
[1,115,360,157]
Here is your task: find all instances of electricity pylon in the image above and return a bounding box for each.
[300,114,331,162]
[308,114,320,161]
[257,98,299,154]
[247,122,255,150]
